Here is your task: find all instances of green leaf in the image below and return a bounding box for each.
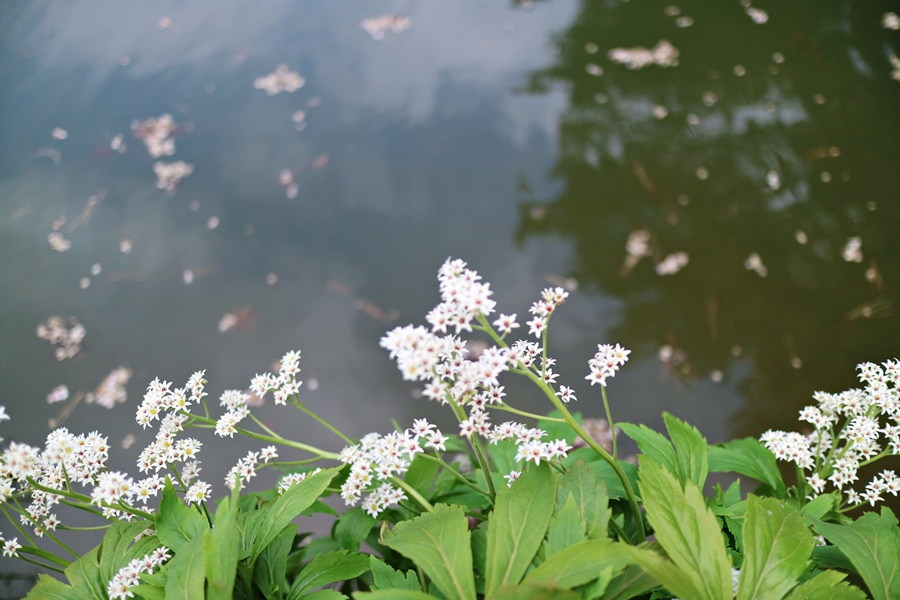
[538,410,581,445]
[485,463,556,595]
[620,545,703,600]
[253,524,296,598]
[800,493,838,521]
[302,591,347,600]
[334,507,377,552]
[546,494,587,558]
[404,453,441,497]
[353,591,436,600]
[619,423,679,476]
[166,535,206,599]
[708,438,786,496]
[562,448,638,500]
[370,556,422,591]
[63,546,105,600]
[24,574,94,600]
[555,459,610,539]
[249,466,341,564]
[638,457,732,600]
[813,507,900,600]
[98,520,154,587]
[523,540,629,589]
[598,563,658,600]
[286,549,370,599]
[663,412,708,490]
[737,496,814,600]
[205,492,241,600]
[783,570,868,600]
[381,503,476,600]
[579,566,615,600]
[156,478,210,551]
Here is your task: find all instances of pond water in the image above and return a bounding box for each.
[1,0,898,585]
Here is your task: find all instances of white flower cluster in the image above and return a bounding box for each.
[36,316,85,361]
[586,344,631,387]
[277,466,322,495]
[339,419,448,517]
[253,64,305,95]
[131,114,178,158]
[225,446,278,491]
[0,535,20,558]
[526,286,570,338]
[108,545,171,600]
[761,360,900,508]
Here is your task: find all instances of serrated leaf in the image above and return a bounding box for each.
[205,492,240,600]
[370,556,422,591]
[381,503,476,600]
[253,524,296,597]
[249,466,340,564]
[708,438,786,496]
[286,549,370,599]
[156,478,210,552]
[620,545,703,600]
[63,545,105,600]
[737,496,814,600]
[334,507,377,552]
[166,535,206,599]
[663,412,708,489]
[556,459,610,539]
[783,570,868,600]
[596,562,658,600]
[546,494,587,558]
[638,457,732,600]
[813,507,900,600]
[24,574,94,600]
[619,423,679,476]
[485,463,556,595]
[98,520,153,587]
[352,591,435,600]
[523,540,629,589]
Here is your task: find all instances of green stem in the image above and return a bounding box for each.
[389,476,434,514]
[447,399,496,501]
[248,412,282,439]
[15,550,67,572]
[0,505,38,550]
[601,386,618,459]
[490,403,566,423]
[9,499,78,558]
[59,524,112,531]
[183,412,340,460]
[608,516,633,545]
[418,453,490,497]
[290,398,354,444]
[519,368,646,543]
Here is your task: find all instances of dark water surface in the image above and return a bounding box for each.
[1,0,899,585]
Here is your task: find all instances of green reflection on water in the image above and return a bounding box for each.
[516,0,900,437]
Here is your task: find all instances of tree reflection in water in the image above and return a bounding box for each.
[515,0,900,437]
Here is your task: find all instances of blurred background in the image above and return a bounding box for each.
[1,0,899,590]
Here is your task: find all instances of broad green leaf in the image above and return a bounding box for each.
[620,545,704,600]
[471,520,488,577]
[404,453,441,497]
[546,494,587,558]
[24,574,94,600]
[562,448,638,500]
[596,562,658,600]
[579,566,615,600]
[131,583,167,600]
[814,507,900,600]
[783,570,868,600]
[253,524,296,598]
[638,457,732,600]
[205,492,240,600]
[524,540,629,589]
[619,423,679,476]
[708,438,786,496]
[302,591,348,600]
[800,493,838,521]
[353,591,436,600]
[249,466,340,564]
[370,556,422,591]
[98,520,154,587]
[737,496,814,600]
[156,478,210,551]
[485,463,556,595]
[166,535,206,599]
[63,545,105,600]
[556,459,610,539]
[492,583,581,600]
[663,412,708,489]
[334,507,377,552]
[238,510,267,559]
[286,549,370,599]
[381,503,476,600]
[488,439,520,477]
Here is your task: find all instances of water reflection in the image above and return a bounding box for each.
[516,0,900,437]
